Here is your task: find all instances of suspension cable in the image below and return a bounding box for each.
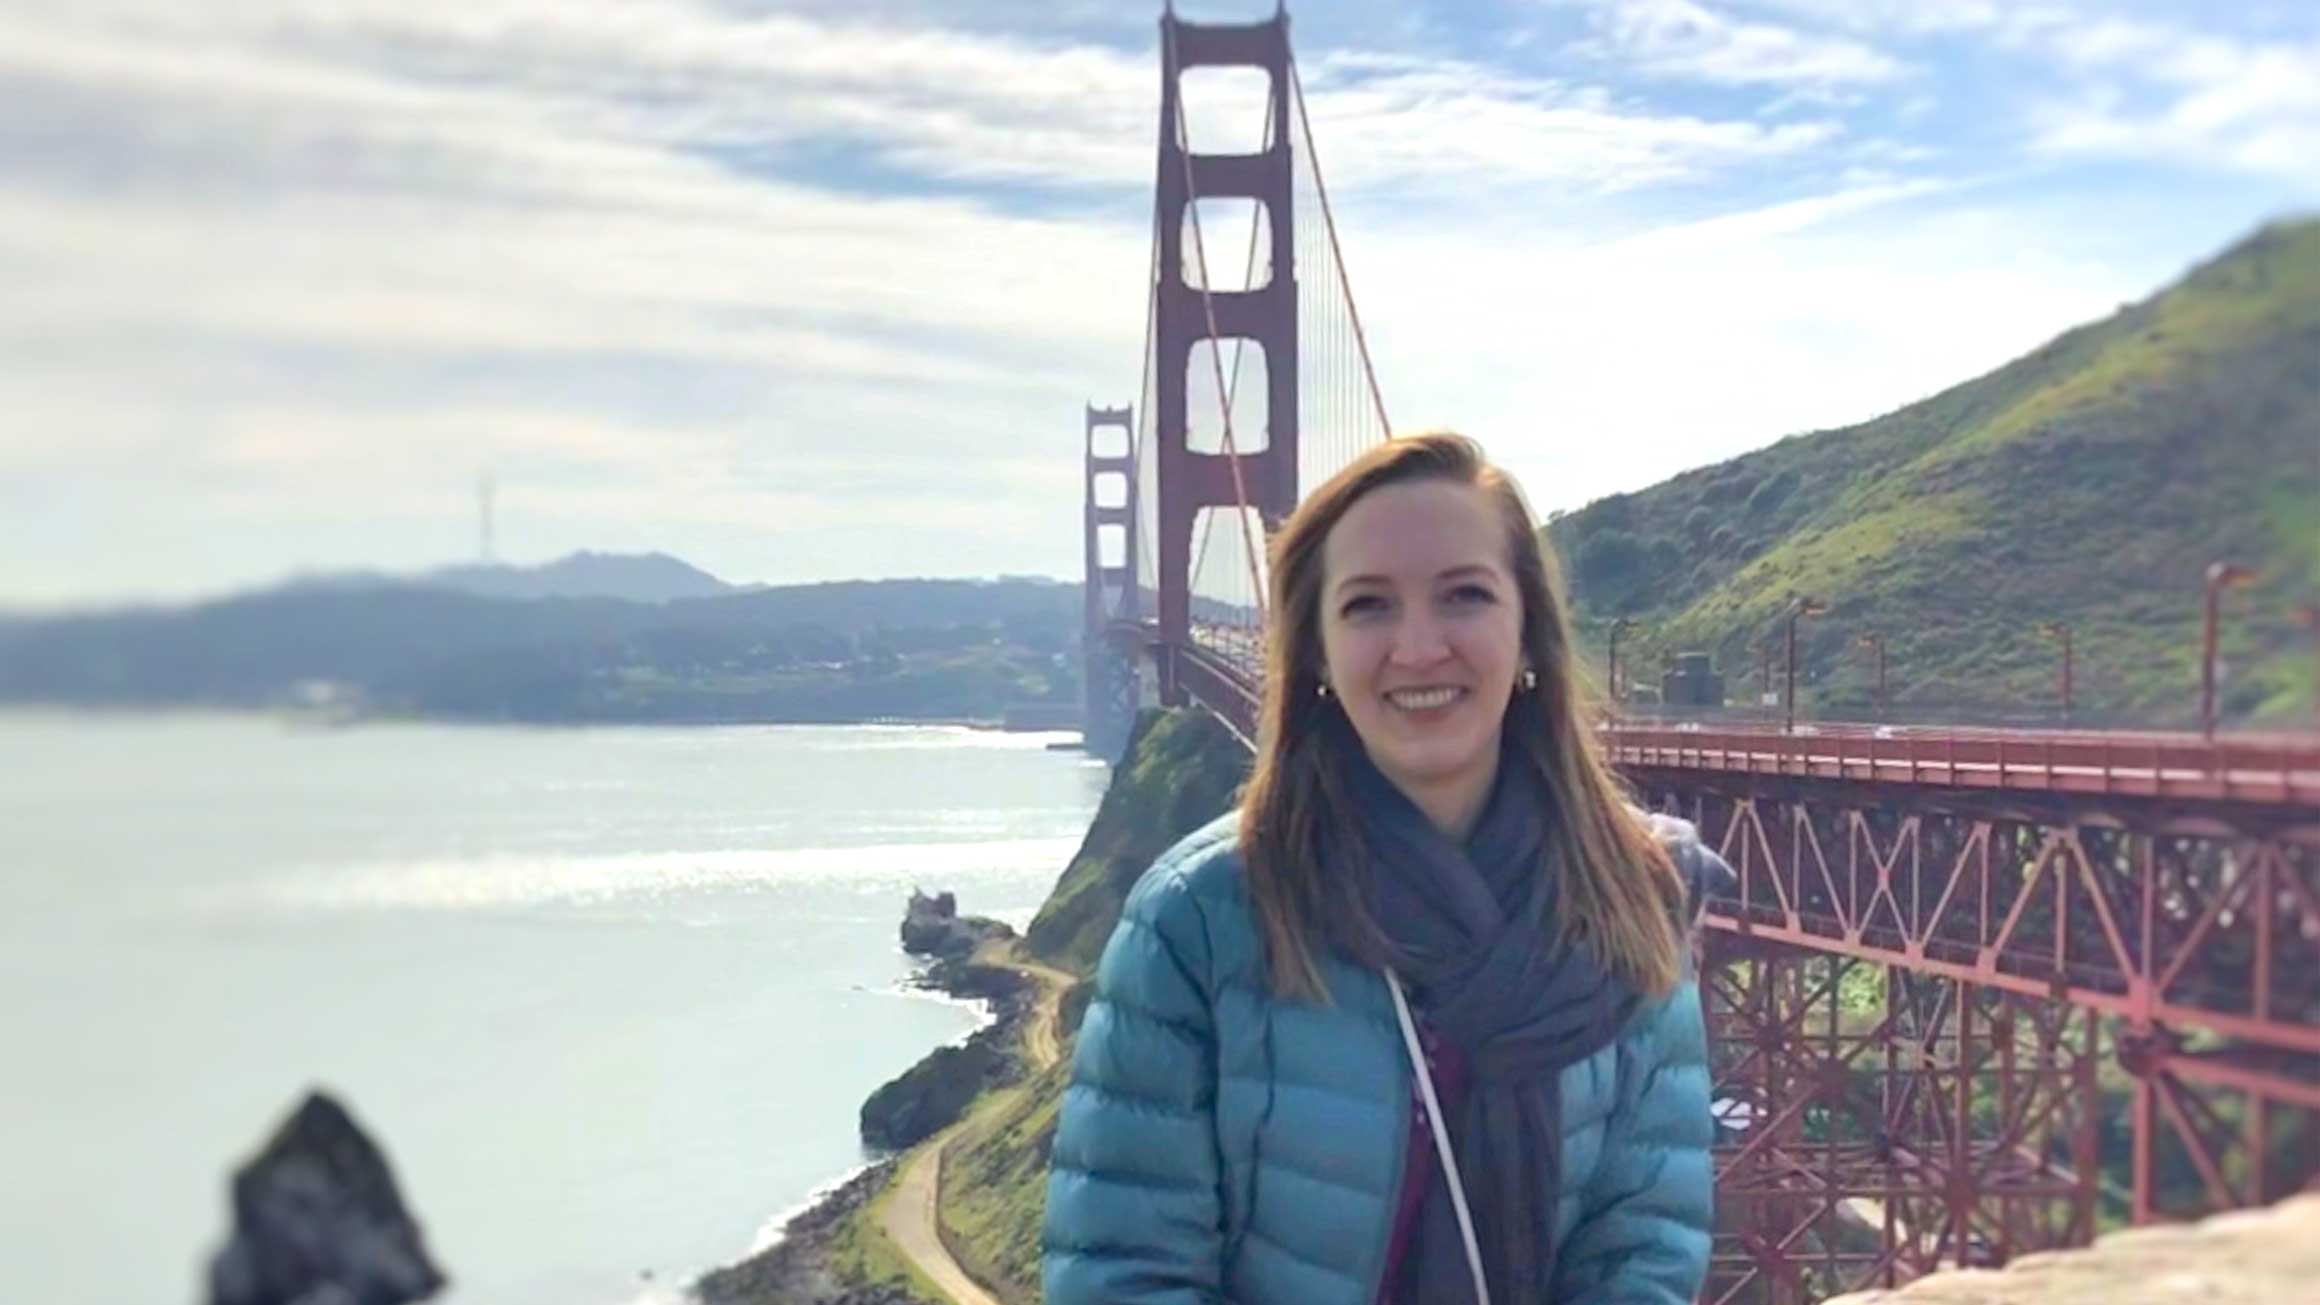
[1288,49,1392,441]
[1130,223,1160,616]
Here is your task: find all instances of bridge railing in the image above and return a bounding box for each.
[1605,721,2320,803]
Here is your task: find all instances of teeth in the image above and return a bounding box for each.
[1387,687,1461,710]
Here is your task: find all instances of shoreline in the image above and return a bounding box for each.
[734,964,1001,1261]
[0,702,1072,731]
[695,939,1037,1305]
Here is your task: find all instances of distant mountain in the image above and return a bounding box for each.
[1549,217,2320,727]
[0,576,1079,723]
[283,550,735,604]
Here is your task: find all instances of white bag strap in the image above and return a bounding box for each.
[1384,968,1491,1305]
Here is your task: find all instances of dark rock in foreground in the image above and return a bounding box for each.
[208,1090,446,1305]
[899,889,1013,960]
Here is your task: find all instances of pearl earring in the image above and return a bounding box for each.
[1520,667,1539,692]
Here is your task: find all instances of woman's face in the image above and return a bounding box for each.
[1318,478,1526,805]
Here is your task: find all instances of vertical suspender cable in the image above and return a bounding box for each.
[1288,50,1392,443]
[1130,225,1159,619]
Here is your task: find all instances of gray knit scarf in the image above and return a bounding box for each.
[1336,740,1639,1305]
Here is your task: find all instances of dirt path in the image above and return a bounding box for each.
[880,945,1078,1304]
[883,1133,1004,1305]
[1011,956,1078,1072]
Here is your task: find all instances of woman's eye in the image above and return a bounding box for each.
[1447,584,1496,604]
[1340,595,1384,617]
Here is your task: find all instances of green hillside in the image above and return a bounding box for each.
[1023,708,1250,976]
[1548,218,2320,726]
[928,709,1249,1301]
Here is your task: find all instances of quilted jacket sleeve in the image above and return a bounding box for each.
[1554,975,1715,1303]
[1042,866,1226,1304]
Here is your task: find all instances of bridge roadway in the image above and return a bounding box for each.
[1606,720,2319,804]
[1152,635,2320,1045]
[1118,616,2320,806]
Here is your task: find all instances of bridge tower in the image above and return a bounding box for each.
[1152,9,1299,705]
[1083,403,1141,763]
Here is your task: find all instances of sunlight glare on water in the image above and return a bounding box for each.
[0,712,1107,1305]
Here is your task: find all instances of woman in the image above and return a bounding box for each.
[1042,433,1720,1304]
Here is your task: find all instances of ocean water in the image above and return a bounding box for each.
[0,711,1108,1304]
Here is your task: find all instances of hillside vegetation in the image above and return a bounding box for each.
[926,709,1248,1300]
[733,710,1245,1305]
[1548,219,2320,726]
[1023,708,1250,976]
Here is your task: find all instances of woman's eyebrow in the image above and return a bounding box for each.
[1334,564,1497,595]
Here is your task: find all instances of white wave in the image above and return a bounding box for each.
[244,835,1085,913]
[776,724,1084,752]
[738,1160,877,1257]
[856,978,1002,1035]
[987,905,1041,931]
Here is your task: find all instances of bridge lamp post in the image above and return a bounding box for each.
[1784,597,1827,734]
[2039,621,2073,726]
[1607,617,1635,711]
[2201,562,2257,740]
[1856,631,1888,715]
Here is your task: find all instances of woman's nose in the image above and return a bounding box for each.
[1389,613,1450,665]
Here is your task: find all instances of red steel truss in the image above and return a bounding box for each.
[1631,769,2320,1302]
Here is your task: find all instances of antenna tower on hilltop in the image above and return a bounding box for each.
[478,472,496,563]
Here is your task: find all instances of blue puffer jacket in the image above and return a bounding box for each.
[1043,812,1716,1305]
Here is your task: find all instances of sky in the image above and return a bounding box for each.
[1,0,2314,608]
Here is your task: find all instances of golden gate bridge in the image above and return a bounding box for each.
[1076,9,2320,1302]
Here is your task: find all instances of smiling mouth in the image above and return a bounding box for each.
[1384,686,1466,711]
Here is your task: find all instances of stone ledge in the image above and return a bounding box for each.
[1826,1194,2320,1304]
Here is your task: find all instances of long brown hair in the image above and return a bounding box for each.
[1236,432,1684,1001]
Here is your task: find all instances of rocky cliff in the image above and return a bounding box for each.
[697,707,1250,1304]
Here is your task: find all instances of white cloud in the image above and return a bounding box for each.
[3,0,1849,197]
[0,0,1885,603]
[1735,0,2012,38]
[5,0,1158,185]
[0,0,2300,605]
[1340,186,2153,519]
[1302,51,1839,191]
[1579,0,1906,87]
[2028,21,2320,181]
